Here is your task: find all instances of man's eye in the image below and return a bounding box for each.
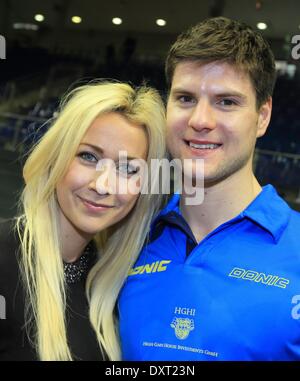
[177,95,195,104]
[117,162,138,175]
[78,151,98,163]
[218,99,237,106]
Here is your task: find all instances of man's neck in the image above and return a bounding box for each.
[180,169,262,243]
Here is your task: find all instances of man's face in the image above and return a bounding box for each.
[166,61,272,186]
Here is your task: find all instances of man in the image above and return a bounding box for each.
[118,17,300,360]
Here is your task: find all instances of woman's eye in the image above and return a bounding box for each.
[117,162,139,175]
[78,151,98,163]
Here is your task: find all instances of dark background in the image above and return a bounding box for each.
[0,0,299,219]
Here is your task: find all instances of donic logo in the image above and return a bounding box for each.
[129,260,171,276]
[229,267,289,289]
[171,318,194,340]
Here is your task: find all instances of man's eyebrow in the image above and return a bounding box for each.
[171,87,247,100]
[79,143,139,161]
[170,87,195,95]
[214,91,247,100]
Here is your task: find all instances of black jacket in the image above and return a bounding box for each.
[0,219,103,361]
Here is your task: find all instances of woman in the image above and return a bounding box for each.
[0,81,166,361]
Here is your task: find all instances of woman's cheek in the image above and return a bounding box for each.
[65,162,93,190]
[116,191,139,211]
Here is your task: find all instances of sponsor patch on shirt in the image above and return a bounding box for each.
[229,267,289,288]
[129,260,171,276]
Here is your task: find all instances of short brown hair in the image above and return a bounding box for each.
[165,17,276,109]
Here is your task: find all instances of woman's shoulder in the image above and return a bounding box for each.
[0,219,33,361]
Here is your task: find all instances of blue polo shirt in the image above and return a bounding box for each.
[118,185,300,361]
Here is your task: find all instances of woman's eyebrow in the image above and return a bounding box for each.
[118,155,140,161]
[79,142,104,154]
[80,143,140,161]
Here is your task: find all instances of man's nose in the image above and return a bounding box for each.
[188,99,217,132]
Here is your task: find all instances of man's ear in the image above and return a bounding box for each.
[256,97,272,138]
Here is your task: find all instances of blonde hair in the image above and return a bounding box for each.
[15,81,166,360]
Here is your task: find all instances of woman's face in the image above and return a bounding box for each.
[56,112,148,238]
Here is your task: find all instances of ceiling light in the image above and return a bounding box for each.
[112,17,122,25]
[34,14,44,22]
[72,16,82,24]
[156,19,166,27]
[257,22,267,30]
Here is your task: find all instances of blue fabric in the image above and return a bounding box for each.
[118,185,300,360]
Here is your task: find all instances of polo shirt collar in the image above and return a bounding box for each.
[241,184,291,243]
[152,185,291,244]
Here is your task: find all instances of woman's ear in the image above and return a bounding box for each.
[256,97,272,138]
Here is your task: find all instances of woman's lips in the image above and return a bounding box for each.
[78,196,114,212]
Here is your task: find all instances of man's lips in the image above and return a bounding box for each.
[185,139,223,146]
[183,139,223,156]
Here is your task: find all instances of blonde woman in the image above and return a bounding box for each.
[0,81,166,361]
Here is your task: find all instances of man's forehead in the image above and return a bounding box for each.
[172,60,249,81]
[170,60,254,95]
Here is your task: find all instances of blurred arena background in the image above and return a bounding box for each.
[0,0,299,219]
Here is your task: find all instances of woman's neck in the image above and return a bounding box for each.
[58,211,92,263]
